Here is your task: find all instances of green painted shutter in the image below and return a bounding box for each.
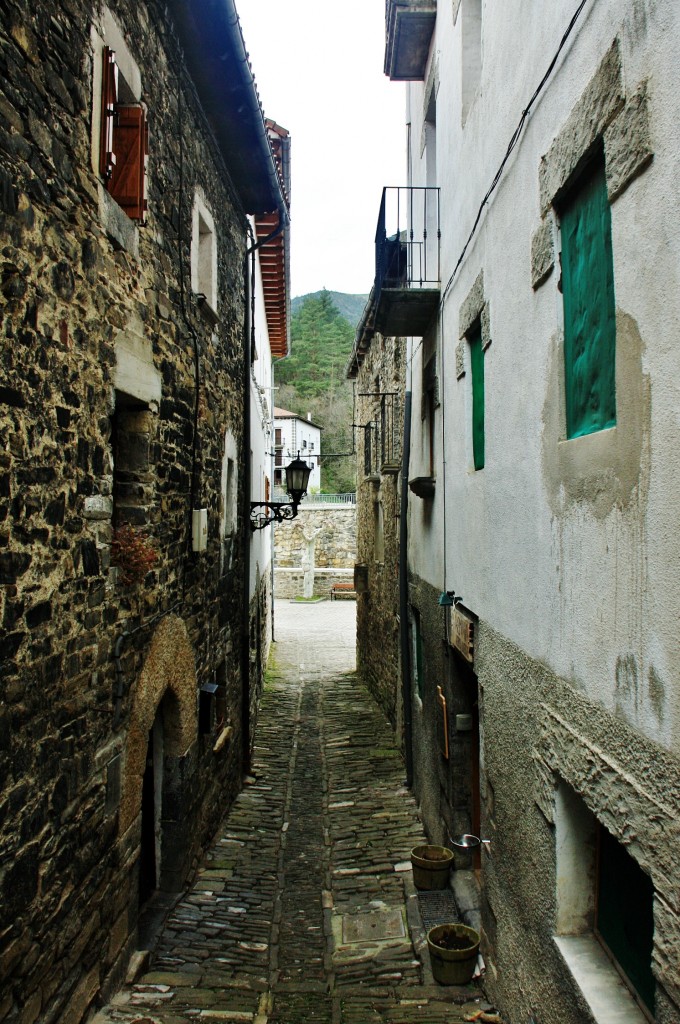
[469,326,485,470]
[561,161,616,439]
[596,824,655,1013]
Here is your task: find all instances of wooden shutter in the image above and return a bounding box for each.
[109,105,148,222]
[99,47,118,181]
[469,325,485,471]
[561,160,616,439]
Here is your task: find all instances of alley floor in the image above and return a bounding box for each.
[94,601,495,1024]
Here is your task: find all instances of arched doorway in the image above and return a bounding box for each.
[118,616,197,916]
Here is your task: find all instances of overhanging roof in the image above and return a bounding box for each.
[168,0,288,217]
[256,121,291,358]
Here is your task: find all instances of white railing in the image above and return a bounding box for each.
[273,491,356,506]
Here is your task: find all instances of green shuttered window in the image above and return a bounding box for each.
[469,325,485,470]
[561,160,616,439]
[596,824,655,1014]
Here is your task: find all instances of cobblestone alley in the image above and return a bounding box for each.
[94,601,495,1024]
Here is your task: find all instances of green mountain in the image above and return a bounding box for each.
[291,290,368,329]
[275,290,357,493]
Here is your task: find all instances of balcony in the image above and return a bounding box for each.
[384,0,437,81]
[347,187,440,380]
[374,186,440,339]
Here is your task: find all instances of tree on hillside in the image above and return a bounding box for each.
[275,290,356,492]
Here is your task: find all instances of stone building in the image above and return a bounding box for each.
[354,2,680,1023]
[0,1,289,1021]
[347,330,405,732]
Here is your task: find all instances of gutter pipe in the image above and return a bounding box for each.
[399,390,414,787]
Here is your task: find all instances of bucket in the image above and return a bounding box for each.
[427,923,480,985]
[410,845,454,890]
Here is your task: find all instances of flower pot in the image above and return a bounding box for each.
[410,845,454,890]
[427,923,480,985]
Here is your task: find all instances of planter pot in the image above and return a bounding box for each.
[410,845,454,890]
[427,923,480,985]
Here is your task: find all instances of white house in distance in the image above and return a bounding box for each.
[273,407,322,492]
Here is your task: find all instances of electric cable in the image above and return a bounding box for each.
[441,0,591,307]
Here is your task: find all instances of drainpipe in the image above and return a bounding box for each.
[399,390,414,787]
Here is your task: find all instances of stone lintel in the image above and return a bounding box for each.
[604,82,653,203]
[459,270,485,338]
[539,39,624,213]
[531,217,555,290]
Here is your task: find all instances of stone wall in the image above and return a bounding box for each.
[0,2,256,1020]
[273,505,356,598]
[352,335,405,731]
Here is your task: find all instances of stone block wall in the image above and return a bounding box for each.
[273,504,356,597]
[0,2,254,1020]
[352,335,405,731]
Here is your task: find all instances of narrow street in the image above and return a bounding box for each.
[93,601,490,1024]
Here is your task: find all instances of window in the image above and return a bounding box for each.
[373,500,384,563]
[461,0,482,125]
[560,158,616,439]
[596,823,655,1016]
[469,323,485,470]
[100,47,148,222]
[111,391,152,527]
[422,353,438,476]
[555,782,655,1021]
[191,194,217,315]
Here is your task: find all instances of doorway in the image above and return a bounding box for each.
[139,706,164,907]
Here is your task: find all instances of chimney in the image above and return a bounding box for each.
[307,412,311,421]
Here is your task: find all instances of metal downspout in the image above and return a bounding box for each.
[399,390,414,787]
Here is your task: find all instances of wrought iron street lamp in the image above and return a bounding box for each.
[249,454,312,531]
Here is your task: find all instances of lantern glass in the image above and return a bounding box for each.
[285,456,311,504]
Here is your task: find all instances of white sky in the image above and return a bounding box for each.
[236,0,406,298]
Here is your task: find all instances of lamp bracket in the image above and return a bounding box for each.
[249,500,300,531]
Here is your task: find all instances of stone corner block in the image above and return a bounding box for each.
[539,38,624,213]
[481,302,492,350]
[459,270,485,339]
[83,494,113,521]
[455,341,466,379]
[531,218,555,290]
[605,81,653,203]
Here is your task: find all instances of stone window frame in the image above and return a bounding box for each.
[191,190,218,318]
[530,39,653,292]
[456,270,491,471]
[535,706,677,1023]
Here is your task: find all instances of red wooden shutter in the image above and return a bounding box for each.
[109,104,148,222]
[100,46,118,180]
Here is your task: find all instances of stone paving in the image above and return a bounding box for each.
[93,601,498,1024]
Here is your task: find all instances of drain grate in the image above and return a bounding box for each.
[417,889,460,932]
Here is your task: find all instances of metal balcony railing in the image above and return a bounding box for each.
[375,186,440,293]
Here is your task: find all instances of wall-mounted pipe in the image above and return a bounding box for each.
[399,390,414,787]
